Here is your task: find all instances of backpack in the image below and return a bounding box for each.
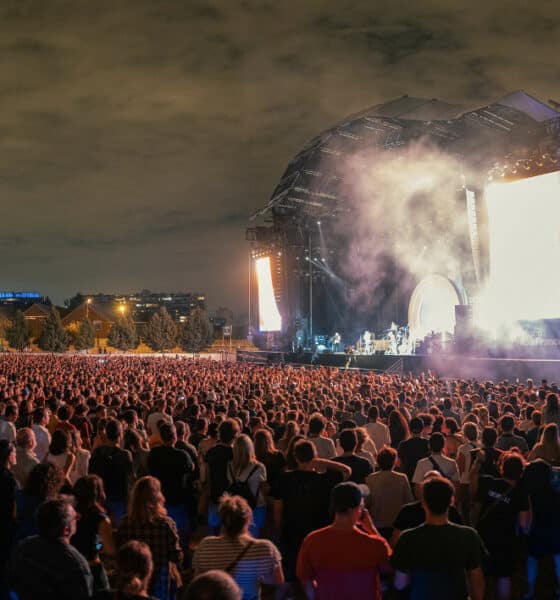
[227,465,259,508]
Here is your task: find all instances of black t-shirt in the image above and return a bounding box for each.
[391,523,486,600]
[71,507,107,561]
[262,451,286,489]
[148,445,194,506]
[393,501,463,532]
[475,475,528,547]
[333,454,373,484]
[398,437,430,479]
[89,446,134,502]
[271,469,343,547]
[205,444,233,503]
[0,467,17,562]
[522,459,560,533]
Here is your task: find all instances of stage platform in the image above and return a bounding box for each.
[237,350,560,381]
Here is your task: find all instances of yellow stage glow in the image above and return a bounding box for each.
[475,171,560,329]
[256,256,282,332]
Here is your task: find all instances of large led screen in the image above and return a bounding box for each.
[256,256,282,332]
[476,171,560,326]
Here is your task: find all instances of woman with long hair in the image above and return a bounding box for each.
[528,423,560,466]
[71,474,115,592]
[544,393,560,428]
[45,429,75,488]
[254,429,286,491]
[229,434,267,537]
[388,410,410,449]
[116,476,183,600]
[15,462,65,541]
[193,495,284,600]
[277,421,299,455]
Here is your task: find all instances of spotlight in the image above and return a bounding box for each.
[317,220,321,226]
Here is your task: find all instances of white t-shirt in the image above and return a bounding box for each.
[32,424,51,462]
[364,421,391,453]
[309,435,336,459]
[0,419,16,444]
[412,454,460,484]
[146,411,173,435]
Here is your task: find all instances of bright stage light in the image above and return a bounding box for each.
[408,274,460,340]
[408,274,461,340]
[255,256,282,332]
[475,171,560,328]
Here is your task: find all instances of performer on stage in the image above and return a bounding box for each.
[332,332,341,353]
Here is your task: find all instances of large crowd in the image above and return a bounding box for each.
[0,354,559,600]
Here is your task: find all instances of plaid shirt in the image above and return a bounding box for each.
[116,515,182,571]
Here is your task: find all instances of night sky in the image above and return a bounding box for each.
[1,0,558,317]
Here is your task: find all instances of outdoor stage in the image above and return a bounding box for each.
[237,349,560,381]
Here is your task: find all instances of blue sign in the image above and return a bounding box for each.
[0,291,41,299]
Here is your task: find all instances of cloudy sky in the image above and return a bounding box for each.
[1,0,558,316]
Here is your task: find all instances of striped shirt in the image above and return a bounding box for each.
[193,536,281,600]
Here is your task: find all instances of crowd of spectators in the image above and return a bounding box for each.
[0,354,559,599]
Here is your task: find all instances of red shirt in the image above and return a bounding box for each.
[297,526,391,600]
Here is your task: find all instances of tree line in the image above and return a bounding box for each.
[0,306,213,353]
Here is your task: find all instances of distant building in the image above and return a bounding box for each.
[0,292,45,310]
[23,304,51,339]
[61,303,115,338]
[73,291,206,323]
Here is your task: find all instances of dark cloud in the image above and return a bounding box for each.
[0,0,558,315]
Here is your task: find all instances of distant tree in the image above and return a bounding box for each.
[6,310,30,351]
[37,306,69,352]
[107,315,139,351]
[74,320,96,351]
[64,293,85,310]
[179,307,213,353]
[144,307,177,352]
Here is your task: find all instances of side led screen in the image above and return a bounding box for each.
[476,171,560,326]
[256,256,282,332]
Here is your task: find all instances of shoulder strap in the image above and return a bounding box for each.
[244,464,259,483]
[225,541,254,573]
[428,456,447,478]
[478,482,516,523]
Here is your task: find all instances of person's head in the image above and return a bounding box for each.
[232,434,256,474]
[123,428,143,452]
[57,405,72,422]
[0,440,15,469]
[24,462,65,499]
[105,418,123,444]
[49,429,70,456]
[73,474,106,515]
[429,432,445,454]
[219,494,252,538]
[444,418,459,435]
[462,422,478,443]
[409,417,423,435]
[339,429,358,454]
[532,410,542,427]
[367,406,379,422]
[115,540,153,596]
[16,427,36,451]
[37,498,77,541]
[33,407,48,426]
[159,422,177,446]
[500,451,525,481]
[285,434,305,469]
[253,429,275,462]
[218,419,240,445]
[4,404,18,422]
[127,476,166,524]
[422,477,453,517]
[330,482,364,524]
[481,426,497,448]
[282,420,298,440]
[499,415,515,433]
[294,439,316,466]
[377,446,397,471]
[184,570,241,600]
[308,413,326,436]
